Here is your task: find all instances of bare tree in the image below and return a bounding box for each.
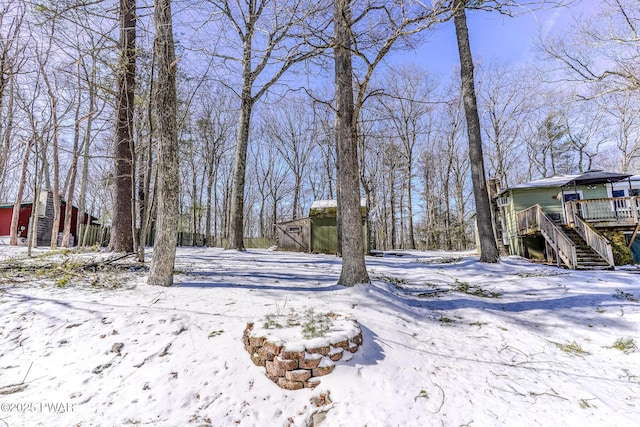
[148,0,179,286]
[540,0,639,96]
[195,87,235,246]
[598,91,640,173]
[109,0,137,252]
[203,0,331,251]
[9,139,33,245]
[564,98,607,173]
[453,0,499,263]
[62,37,98,247]
[478,62,533,188]
[262,97,316,220]
[0,3,27,195]
[377,65,437,249]
[251,136,289,239]
[309,101,336,200]
[333,0,453,284]
[35,21,64,249]
[333,0,370,285]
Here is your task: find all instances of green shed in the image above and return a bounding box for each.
[308,200,369,255]
[275,200,369,255]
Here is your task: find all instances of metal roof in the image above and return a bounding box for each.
[504,170,634,192]
[564,170,632,186]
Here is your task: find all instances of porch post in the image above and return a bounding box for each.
[561,187,567,224]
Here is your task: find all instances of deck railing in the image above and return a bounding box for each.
[517,205,577,269]
[569,197,640,224]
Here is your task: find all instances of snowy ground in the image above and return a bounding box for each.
[0,246,639,427]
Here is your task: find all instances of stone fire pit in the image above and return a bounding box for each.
[243,310,362,390]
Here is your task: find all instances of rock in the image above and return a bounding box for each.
[304,378,321,389]
[111,342,124,355]
[250,354,266,367]
[332,339,350,349]
[329,350,343,362]
[249,336,265,347]
[262,341,283,356]
[258,345,277,361]
[285,369,311,382]
[306,345,330,356]
[277,378,304,390]
[274,356,298,371]
[266,372,280,383]
[281,350,305,360]
[266,360,285,378]
[299,357,321,369]
[351,333,363,345]
[312,365,335,377]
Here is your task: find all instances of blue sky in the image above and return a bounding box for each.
[398,0,601,78]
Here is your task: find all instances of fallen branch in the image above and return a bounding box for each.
[0,383,28,395]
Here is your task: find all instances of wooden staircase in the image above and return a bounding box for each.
[517,205,615,270]
[560,226,613,270]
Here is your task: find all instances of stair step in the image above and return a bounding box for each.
[542,224,613,269]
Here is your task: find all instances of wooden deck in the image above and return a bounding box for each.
[516,204,615,270]
[566,197,640,229]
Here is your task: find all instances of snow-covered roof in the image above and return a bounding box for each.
[508,174,581,190]
[504,171,634,193]
[309,199,367,210]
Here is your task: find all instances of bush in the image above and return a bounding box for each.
[603,231,633,266]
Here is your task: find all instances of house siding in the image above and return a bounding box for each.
[501,183,619,257]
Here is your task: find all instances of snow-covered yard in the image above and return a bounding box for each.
[1,246,639,427]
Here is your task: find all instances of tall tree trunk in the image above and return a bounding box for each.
[27,145,45,256]
[62,76,85,248]
[40,70,60,249]
[334,0,370,286]
[148,0,179,286]
[9,139,33,245]
[0,78,15,192]
[226,75,253,251]
[389,172,397,249]
[109,0,137,252]
[138,55,155,260]
[405,163,416,249]
[453,1,499,263]
[77,82,95,247]
[205,165,214,246]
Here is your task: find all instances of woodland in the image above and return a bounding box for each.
[0,0,638,285]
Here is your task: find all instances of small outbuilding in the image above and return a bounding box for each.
[274,218,311,252]
[275,200,369,255]
[0,191,98,246]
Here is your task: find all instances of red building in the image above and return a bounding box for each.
[0,192,97,246]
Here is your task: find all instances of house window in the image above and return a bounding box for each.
[612,189,625,198]
[497,197,510,207]
[563,193,581,202]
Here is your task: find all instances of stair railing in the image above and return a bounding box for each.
[517,204,577,269]
[571,207,615,268]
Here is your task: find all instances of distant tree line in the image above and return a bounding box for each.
[1,0,638,284]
